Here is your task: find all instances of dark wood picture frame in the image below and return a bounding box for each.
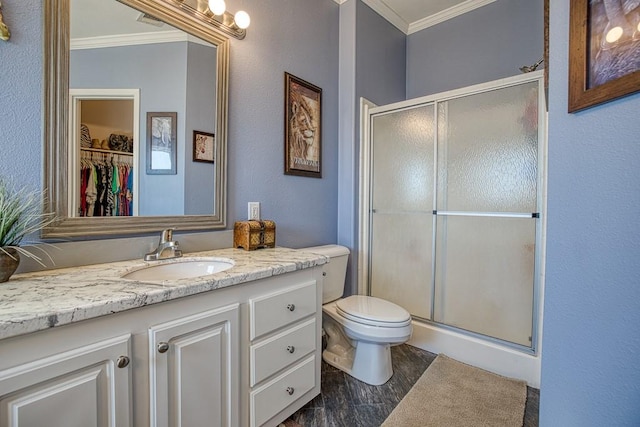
[568,0,640,112]
[193,130,215,163]
[146,112,177,174]
[284,72,322,178]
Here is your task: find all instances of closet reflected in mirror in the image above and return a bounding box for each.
[70,0,217,217]
[70,90,139,217]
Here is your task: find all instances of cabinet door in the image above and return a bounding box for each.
[0,334,131,427]
[149,303,239,427]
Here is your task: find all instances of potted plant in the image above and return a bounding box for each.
[0,179,56,282]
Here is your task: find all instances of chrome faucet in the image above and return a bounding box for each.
[144,228,183,261]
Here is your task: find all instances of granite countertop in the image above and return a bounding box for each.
[0,247,327,341]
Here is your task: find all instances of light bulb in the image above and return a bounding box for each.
[208,0,226,16]
[605,26,623,43]
[234,10,250,29]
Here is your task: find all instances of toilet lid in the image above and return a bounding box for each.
[336,296,411,327]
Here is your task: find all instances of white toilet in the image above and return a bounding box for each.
[300,245,412,386]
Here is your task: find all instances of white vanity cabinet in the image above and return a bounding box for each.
[148,303,239,427]
[0,265,323,427]
[0,334,132,427]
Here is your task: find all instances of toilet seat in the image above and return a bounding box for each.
[336,295,411,328]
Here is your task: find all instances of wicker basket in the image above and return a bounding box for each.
[233,220,276,250]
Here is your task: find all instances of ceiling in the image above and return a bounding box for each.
[339,0,496,34]
[71,0,497,41]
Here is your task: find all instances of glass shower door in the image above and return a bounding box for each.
[367,77,541,349]
[434,82,539,346]
[369,105,435,320]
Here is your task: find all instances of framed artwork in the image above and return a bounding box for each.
[284,72,322,178]
[193,130,215,163]
[568,0,640,112]
[147,112,177,174]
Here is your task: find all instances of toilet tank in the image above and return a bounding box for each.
[299,245,350,304]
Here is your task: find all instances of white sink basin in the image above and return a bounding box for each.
[122,257,234,282]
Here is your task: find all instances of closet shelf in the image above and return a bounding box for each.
[81,147,133,156]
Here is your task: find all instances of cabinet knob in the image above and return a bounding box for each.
[286,345,295,354]
[322,272,327,276]
[286,387,295,396]
[286,304,295,312]
[116,356,130,368]
[157,342,170,353]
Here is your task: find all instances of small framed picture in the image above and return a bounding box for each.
[284,72,322,178]
[193,130,215,163]
[147,112,177,174]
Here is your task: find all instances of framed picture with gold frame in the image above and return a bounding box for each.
[568,0,640,112]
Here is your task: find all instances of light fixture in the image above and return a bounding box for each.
[173,0,248,39]
[208,0,226,16]
[234,10,250,29]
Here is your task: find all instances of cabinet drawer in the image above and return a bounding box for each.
[249,281,316,340]
[250,318,316,386]
[250,355,316,427]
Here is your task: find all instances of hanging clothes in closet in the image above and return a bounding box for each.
[79,150,134,217]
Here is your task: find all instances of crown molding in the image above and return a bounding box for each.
[335,0,497,35]
[408,0,496,34]
[70,30,201,50]
[360,0,409,34]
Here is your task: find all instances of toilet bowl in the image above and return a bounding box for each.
[299,245,412,385]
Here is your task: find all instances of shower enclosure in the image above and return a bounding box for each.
[360,72,545,359]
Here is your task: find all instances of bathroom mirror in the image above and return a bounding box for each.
[43,0,229,238]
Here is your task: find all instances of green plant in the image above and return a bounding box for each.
[0,179,56,265]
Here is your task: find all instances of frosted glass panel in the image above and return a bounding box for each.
[433,216,535,346]
[370,213,432,319]
[437,83,538,212]
[372,105,434,212]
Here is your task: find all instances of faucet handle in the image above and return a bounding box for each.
[160,228,175,243]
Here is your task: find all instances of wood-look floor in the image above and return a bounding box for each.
[290,344,539,427]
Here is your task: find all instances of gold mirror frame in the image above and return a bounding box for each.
[43,0,228,238]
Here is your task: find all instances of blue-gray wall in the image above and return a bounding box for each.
[406,0,543,98]
[540,0,640,424]
[184,42,217,215]
[0,1,42,192]
[338,0,406,296]
[226,0,340,248]
[356,1,406,106]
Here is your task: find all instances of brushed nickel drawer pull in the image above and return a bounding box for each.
[157,342,170,353]
[116,356,130,368]
[286,387,295,396]
[286,304,295,312]
[286,345,295,354]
